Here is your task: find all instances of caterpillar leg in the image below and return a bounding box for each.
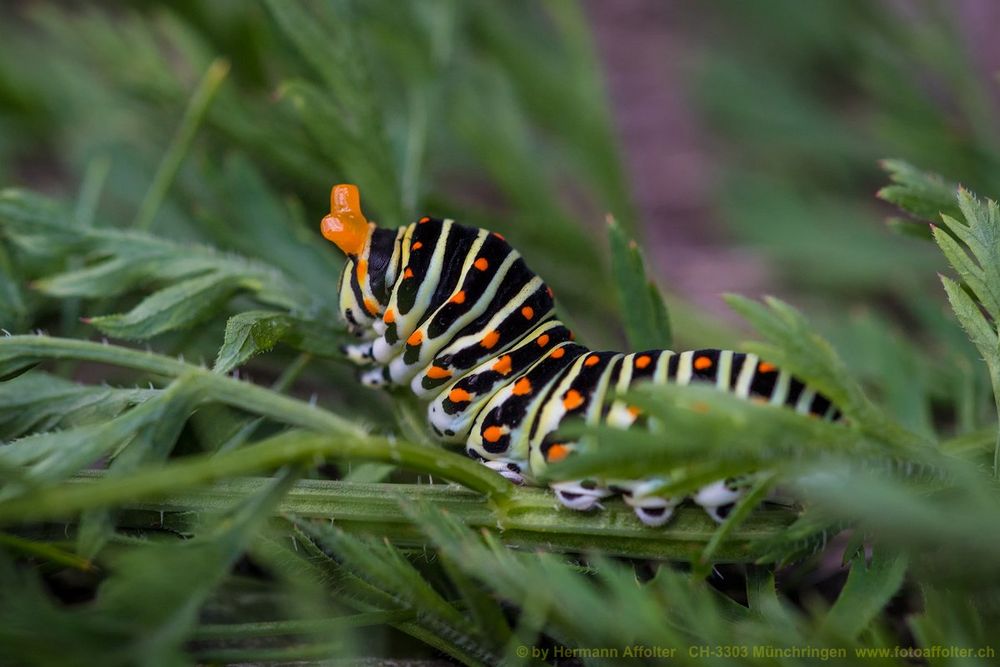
[693,479,745,523]
[341,341,375,365]
[358,366,390,388]
[550,480,612,511]
[624,495,679,527]
[620,480,681,527]
[482,458,529,485]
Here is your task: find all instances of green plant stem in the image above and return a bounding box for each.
[193,610,413,639]
[0,532,95,572]
[0,336,795,561]
[272,352,311,392]
[132,59,230,231]
[192,641,345,663]
[0,431,512,524]
[110,474,790,561]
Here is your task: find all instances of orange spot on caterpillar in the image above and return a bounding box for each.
[383,309,395,324]
[450,290,466,304]
[758,361,777,373]
[474,257,489,271]
[426,366,452,380]
[521,306,534,320]
[546,443,569,462]
[492,355,513,375]
[694,356,712,370]
[483,425,504,443]
[563,389,584,410]
[536,334,550,347]
[512,377,532,396]
[492,232,506,241]
[481,330,500,349]
[407,330,423,346]
[546,286,554,298]
[627,405,642,418]
[550,347,566,359]
[449,388,471,403]
[362,298,378,316]
[419,216,430,223]
[356,259,368,283]
[584,355,600,367]
[411,241,423,250]
[403,267,414,279]
[635,355,651,369]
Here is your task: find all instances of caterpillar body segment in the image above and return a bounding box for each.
[323,185,841,526]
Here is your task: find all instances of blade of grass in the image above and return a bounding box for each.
[132,58,229,231]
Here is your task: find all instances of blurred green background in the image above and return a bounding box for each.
[2,1,1000,663]
[1,0,997,433]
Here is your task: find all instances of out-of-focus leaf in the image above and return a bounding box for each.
[77,377,208,558]
[877,159,961,223]
[86,272,248,340]
[0,469,299,667]
[0,372,151,440]
[822,548,908,640]
[0,244,27,332]
[608,216,672,350]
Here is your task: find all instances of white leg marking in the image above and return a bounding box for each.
[550,480,612,511]
[483,459,528,485]
[623,493,680,527]
[694,479,745,524]
[344,342,374,365]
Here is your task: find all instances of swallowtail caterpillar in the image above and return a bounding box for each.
[322,184,840,526]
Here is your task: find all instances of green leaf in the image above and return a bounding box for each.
[0,372,151,440]
[87,272,248,340]
[608,215,672,349]
[77,377,208,558]
[939,275,998,370]
[946,189,1000,323]
[214,310,344,374]
[876,159,961,223]
[214,310,293,374]
[34,255,211,299]
[822,548,908,640]
[885,216,934,241]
